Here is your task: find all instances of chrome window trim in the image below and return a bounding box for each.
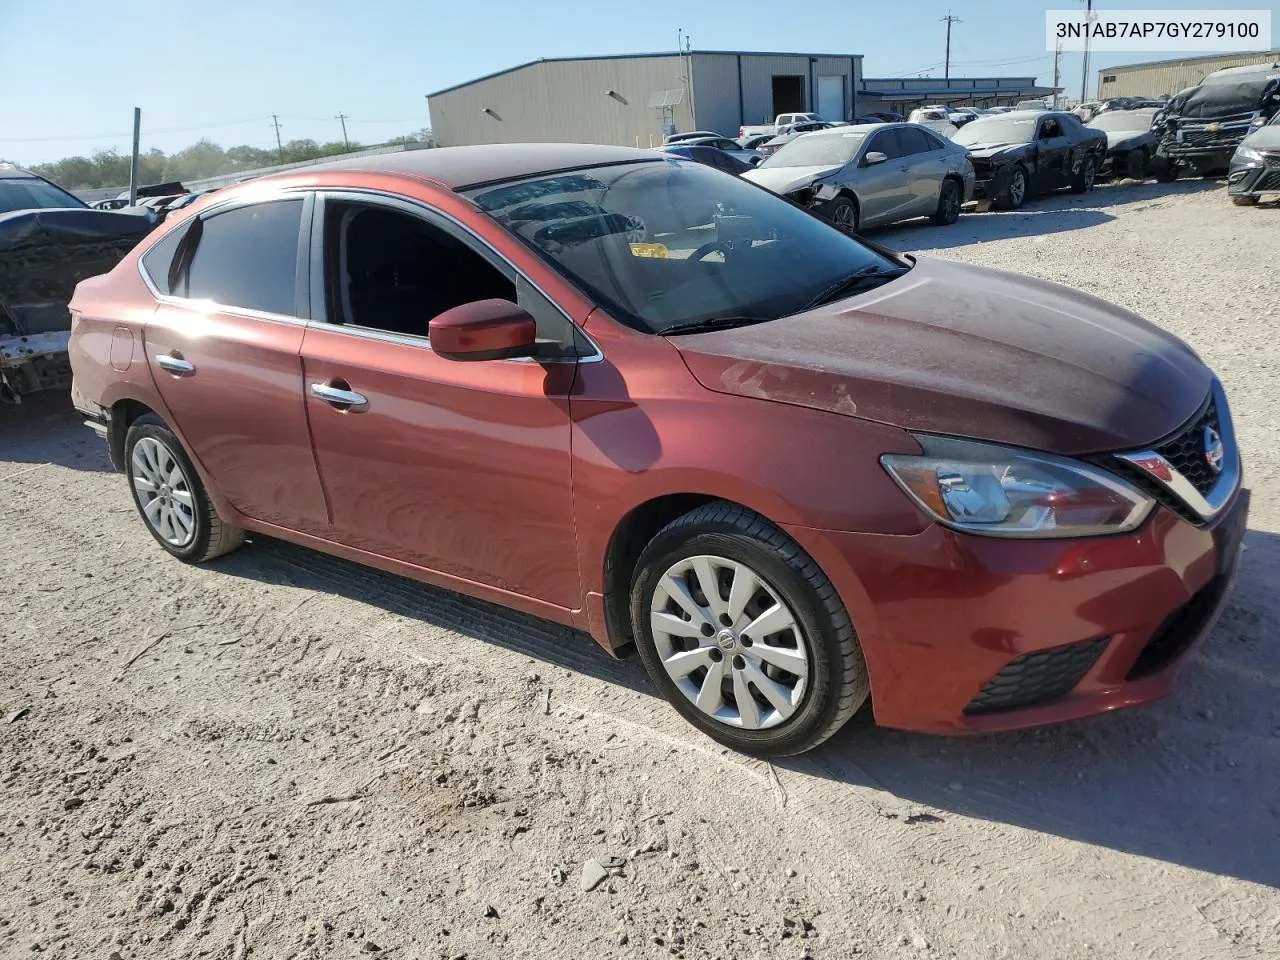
[310,188,603,365]
[136,188,313,326]
[1116,380,1241,522]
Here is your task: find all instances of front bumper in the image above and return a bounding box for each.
[785,489,1248,735]
[1228,156,1280,196]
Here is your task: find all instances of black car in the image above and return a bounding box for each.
[658,144,754,175]
[1153,62,1280,181]
[1087,108,1160,179]
[953,110,1107,209]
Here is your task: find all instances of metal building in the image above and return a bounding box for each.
[428,51,864,148]
[1098,49,1280,99]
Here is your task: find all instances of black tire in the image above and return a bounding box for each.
[1155,161,1178,183]
[1231,194,1260,206]
[994,165,1027,210]
[825,195,859,232]
[932,178,962,225]
[1071,154,1097,193]
[629,502,870,756]
[124,413,245,563]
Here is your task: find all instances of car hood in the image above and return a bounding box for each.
[671,257,1211,456]
[961,142,1030,161]
[1102,131,1151,149]
[1239,125,1280,151]
[743,164,843,194]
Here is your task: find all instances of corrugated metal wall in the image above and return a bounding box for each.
[429,57,694,149]
[1098,50,1280,98]
[428,53,863,146]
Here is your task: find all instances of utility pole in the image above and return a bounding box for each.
[127,107,141,207]
[1080,0,1094,103]
[270,114,284,163]
[1052,40,1063,108]
[335,112,350,150]
[940,12,961,80]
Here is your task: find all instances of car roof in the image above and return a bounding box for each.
[278,143,660,191]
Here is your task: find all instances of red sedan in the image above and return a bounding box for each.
[67,144,1247,755]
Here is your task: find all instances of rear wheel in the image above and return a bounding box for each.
[125,414,245,563]
[1071,155,1097,193]
[629,502,869,756]
[932,179,962,225]
[995,166,1027,210]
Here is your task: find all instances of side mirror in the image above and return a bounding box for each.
[429,299,537,362]
[864,151,888,166]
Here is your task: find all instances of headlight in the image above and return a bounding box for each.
[881,436,1153,538]
[1235,145,1265,164]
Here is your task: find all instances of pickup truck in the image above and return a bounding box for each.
[738,112,823,139]
[0,164,155,402]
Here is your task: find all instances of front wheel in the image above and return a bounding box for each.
[629,503,870,756]
[932,179,962,225]
[825,195,859,232]
[995,166,1027,210]
[1155,161,1178,183]
[1071,155,1097,193]
[125,414,245,563]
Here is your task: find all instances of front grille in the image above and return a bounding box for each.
[1254,169,1280,191]
[1096,392,1222,525]
[1175,128,1246,149]
[964,637,1108,715]
[1127,574,1229,679]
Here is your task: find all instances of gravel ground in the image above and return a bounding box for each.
[1,179,1277,960]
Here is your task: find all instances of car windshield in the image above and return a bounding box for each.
[0,177,87,214]
[467,159,906,335]
[1089,110,1156,132]
[954,117,1038,146]
[761,132,867,168]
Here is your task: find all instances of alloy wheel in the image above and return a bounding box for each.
[1009,170,1026,207]
[649,555,810,730]
[131,436,197,547]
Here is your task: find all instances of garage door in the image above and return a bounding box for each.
[817,75,846,122]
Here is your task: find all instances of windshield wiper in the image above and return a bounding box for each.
[659,315,772,336]
[798,264,906,313]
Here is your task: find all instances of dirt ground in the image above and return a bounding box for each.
[2,180,1277,960]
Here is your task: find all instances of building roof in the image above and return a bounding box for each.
[428,50,862,98]
[280,142,660,191]
[1101,49,1279,74]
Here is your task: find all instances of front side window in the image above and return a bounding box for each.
[1039,118,1062,138]
[467,159,907,335]
[181,200,303,315]
[0,177,87,214]
[867,129,904,159]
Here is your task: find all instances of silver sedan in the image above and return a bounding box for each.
[742,123,975,230]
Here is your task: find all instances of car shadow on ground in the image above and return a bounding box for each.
[0,390,112,474]
[214,521,1280,889]
[876,179,1225,251]
[786,526,1280,890]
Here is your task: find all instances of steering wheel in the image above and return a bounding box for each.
[688,240,731,263]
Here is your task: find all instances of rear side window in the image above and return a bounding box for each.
[182,200,303,315]
[139,221,190,296]
[898,128,936,155]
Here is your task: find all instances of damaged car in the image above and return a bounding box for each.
[1087,108,1160,179]
[743,123,974,230]
[1227,108,1280,205]
[954,110,1107,210]
[1,163,155,402]
[1153,61,1280,181]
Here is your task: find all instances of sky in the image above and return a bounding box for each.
[1,0,1277,166]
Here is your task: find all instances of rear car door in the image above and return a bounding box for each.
[855,129,909,225]
[142,193,330,535]
[897,126,948,215]
[297,192,584,609]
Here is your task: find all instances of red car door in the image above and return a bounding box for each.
[141,194,329,534]
[298,192,583,610]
